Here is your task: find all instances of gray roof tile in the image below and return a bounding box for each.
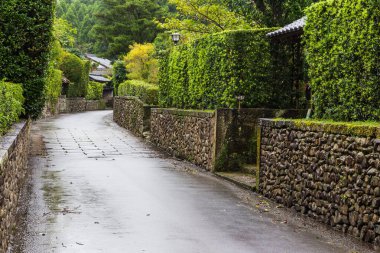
[267,17,306,38]
[89,74,111,83]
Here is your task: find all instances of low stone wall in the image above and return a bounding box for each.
[215,109,307,171]
[59,97,106,114]
[113,96,156,137]
[0,121,30,251]
[259,119,380,245]
[151,109,216,170]
[86,100,106,111]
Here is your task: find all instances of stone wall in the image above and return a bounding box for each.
[0,121,30,252]
[151,109,216,170]
[259,119,380,245]
[113,96,156,137]
[86,100,106,111]
[58,97,106,114]
[215,109,307,171]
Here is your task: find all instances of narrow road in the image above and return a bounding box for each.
[13,111,368,253]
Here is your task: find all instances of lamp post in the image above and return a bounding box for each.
[236,95,245,110]
[171,33,181,45]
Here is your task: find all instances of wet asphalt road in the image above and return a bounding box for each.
[15,111,356,253]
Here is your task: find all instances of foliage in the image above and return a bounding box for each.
[220,0,318,27]
[304,0,380,121]
[124,43,159,84]
[45,40,65,111]
[56,0,101,53]
[92,0,169,59]
[160,0,251,39]
[112,60,128,96]
[60,52,90,98]
[86,82,104,100]
[0,81,24,135]
[119,80,159,105]
[0,0,55,118]
[53,18,77,48]
[153,32,174,58]
[159,29,296,109]
[45,68,63,109]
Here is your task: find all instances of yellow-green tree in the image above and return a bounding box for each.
[159,0,252,39]
[124,43,158,84]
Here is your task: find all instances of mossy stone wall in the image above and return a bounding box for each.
[259,119,380,245]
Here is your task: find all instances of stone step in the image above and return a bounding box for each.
[215,172,257,191]
[241,163,257,174]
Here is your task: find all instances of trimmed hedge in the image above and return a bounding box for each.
[60,52,90,98]
[118,80,158,105]
[0,0,55,118]
[159,28,298,109]
[305,0,380,121]
[86,82,104,100]
[0,81,24,135]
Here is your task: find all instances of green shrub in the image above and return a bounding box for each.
[159,28,297,109]
[304,0,380,121]
[112,60,128,96]
[45,67,63,109]
[0,81,24,135]
[0,0,54,118]
[86,82,104,100]
[60,52,90,98]
[118,80,159,105]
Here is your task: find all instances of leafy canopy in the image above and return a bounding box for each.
[160,0,251,39]
[220,0,318,27]
[92,0,169,59]
[56,0,101,53]
[124,43,159,84]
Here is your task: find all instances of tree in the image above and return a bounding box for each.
[53,18,77,48]
[91,0,168,59]
[124,43,158,84]
[159,0,251,39]
[56,0,101,53]
[220,0,318,27]
[112,61,128,95]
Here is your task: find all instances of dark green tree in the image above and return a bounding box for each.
[112,60,128,95]
[220,0,318,27]
[91,0,168,59]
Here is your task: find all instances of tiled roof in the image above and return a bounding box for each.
[85,54,113,69]
[267,17,306,38]
[89,74,111,83]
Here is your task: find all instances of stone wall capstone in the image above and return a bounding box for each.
[0,121,30,252]
[259,119,380,245]
[150,109,216,170]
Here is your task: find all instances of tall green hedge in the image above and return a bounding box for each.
[159,28,297,109]
[0,81,24,135]
[305,0,380,121]
[60,52,90,98]
[0,0,55,118]
[119,80,159,105]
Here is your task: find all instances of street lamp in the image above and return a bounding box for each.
[171,33,181,45]
[236,95,245,110]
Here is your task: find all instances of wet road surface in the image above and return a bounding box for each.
[14,111,366,253]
